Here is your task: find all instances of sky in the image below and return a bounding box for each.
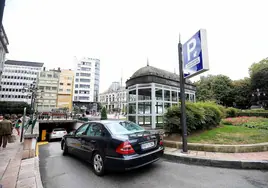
[3,0,268,92]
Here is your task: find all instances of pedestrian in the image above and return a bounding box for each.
[0,115,13,149]
[15,119,22,136]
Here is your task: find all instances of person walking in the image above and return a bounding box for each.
[0,115,13,148]
[15,119,22,136]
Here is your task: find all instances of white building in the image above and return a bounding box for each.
[0,26,9,87]
[73,57,100,111]
[36,68,60,112]
[99,82,127,113]
[0,60,43,104]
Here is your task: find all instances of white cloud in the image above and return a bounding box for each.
[3,0,268,92]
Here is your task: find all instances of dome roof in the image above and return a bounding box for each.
[130,65,180,81]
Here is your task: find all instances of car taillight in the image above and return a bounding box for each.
[116,141,135,155]
[52,132,56,134]
[63,131,67,134]
[159,134,164,145]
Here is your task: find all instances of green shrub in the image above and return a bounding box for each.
[101,107,108,120]
[163,102,223,134]
[217,105,226,118]
[237,112,268,118]
[226,107,238,117]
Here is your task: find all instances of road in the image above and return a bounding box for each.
[39,142,268,188]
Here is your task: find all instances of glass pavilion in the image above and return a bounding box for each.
[126,65,196,129]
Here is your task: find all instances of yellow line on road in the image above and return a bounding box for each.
[36,141,49,156]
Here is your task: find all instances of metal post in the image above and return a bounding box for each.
[178,37,188,153]
[20,107,26,142]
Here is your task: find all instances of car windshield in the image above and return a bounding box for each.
[53,128,66,131]
[105,121,144,135]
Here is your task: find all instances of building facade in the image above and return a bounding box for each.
[0,60,43,104]
[126,65,196,129]
[73,57,100,111]
[36,68,60,112]
[99,82,127,113]
[57,69,74,111]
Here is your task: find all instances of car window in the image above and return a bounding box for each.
[53,128,66,131]
[86,123,103,137]
[105,121,144,135]
[76,124,89,136]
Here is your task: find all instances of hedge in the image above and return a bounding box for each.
[163,102,223,134]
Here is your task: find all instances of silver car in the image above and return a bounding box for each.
[48,128,67,141]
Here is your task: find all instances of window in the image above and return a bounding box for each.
[75,124,88,136]
[75,78,79,82]
[81,67,91,71]
[60,83,63,85]
[129,90,136,102]
[155,88,163,100]
[59,89,63,92]
[76,73,79,76]
[75,90,78,94]
[138,88,151,100]
[67,83,71,86]
[47,74,52,78]
[66,89,71,92]
[172,91,177,102]
[128,103,136,114]
[80,73,91,77]
[80,78,90,82]
[75,84,78,88]
[105,121,144,135]
[86,124,103,136]
[52,87,57,90]
[164,90,170,101]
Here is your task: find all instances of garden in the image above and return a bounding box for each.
[163,102,268,145]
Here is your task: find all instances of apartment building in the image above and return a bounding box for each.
[73,57,100,111]
[0,26,9,81]
[0,60,43,104]
[36,68,60,112]
[57,69,74,111]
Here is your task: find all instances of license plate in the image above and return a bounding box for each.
[141,141,155,150]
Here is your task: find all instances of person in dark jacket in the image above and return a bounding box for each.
[0,115,13,148]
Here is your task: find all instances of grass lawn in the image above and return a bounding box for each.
[188,125,268,145]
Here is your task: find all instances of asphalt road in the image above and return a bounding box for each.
[39,142,268,188]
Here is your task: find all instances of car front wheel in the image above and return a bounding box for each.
[92,152,105,176]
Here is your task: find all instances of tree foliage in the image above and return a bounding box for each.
[101,107,108,120]
[0,102,30,115]
[232,78,251,108]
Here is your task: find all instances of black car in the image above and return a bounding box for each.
[61,120,164,176]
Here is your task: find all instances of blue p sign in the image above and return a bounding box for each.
[182,29,209,78]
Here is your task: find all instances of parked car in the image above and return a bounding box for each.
[48,128,67,141]
[61,120,164,176]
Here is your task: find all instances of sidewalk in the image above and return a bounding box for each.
[164,147,268,170]
[0,131,43,188]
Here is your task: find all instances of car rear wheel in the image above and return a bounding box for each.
[62,141,68,155]
[92,152,105,176]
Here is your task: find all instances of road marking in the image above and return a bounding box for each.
[36,141,49,156]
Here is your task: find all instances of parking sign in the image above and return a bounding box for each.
[182,29,209,78]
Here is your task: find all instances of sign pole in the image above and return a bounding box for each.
[178,36,188,153]
[20,107,26,142]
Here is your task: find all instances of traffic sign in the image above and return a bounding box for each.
[182,29,209,78]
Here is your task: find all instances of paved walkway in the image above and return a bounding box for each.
[165,147,268,161]
[0,131,43,188]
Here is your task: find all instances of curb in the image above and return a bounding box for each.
[163,153,268,170]
[163,140,268,153]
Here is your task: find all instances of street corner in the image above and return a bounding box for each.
[36,142,48,157]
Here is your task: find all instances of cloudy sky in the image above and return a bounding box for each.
[3,0,268,92]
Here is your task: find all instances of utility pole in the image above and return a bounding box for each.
[178,35,188,153]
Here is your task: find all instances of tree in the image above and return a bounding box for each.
[249,58,268,108]
[195,75,214,102]
[101,107,107,120]
[232,78,251,108]
[0,102,30,115]
[195,75,234,106]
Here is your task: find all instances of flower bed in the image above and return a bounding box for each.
[222,116,268,130]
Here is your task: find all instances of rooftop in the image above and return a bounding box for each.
[5,60,44,67]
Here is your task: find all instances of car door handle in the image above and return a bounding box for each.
[90,140,96,143]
